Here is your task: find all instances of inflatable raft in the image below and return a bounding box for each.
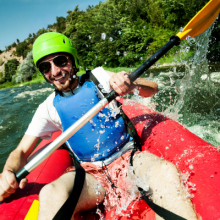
[0,99,219,220]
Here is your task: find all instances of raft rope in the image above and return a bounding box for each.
[102,160,118,189]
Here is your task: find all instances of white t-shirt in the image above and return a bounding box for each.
[25,67,118,139]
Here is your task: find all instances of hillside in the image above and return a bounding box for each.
[0,48,23,75]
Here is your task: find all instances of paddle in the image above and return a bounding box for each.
[16,0,220,181]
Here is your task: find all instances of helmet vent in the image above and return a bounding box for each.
[63,39,66,44]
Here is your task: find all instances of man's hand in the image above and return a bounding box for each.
[0,170,28,201]
[109,71,131,100]
[108,71,158,100]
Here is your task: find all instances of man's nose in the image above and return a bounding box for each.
[51,62,61,76]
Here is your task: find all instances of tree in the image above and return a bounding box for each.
[14,51,37,83]
[16,41,30,58]
[56,16,66,33]
[16,39,20,44]
[37,28,47,37]
[29,33,32,38]
[0,71,5,84]
[11,42,17,47]
[47,24,52,29]
[4,59,20,81]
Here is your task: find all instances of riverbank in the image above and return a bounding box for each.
[1,60,219,90]
[0,67,145,90]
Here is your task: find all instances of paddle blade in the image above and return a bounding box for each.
[176,0,220,40]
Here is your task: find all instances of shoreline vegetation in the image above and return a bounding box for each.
[0,51,196,90]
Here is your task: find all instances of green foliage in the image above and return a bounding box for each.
[64,0,178,68]
[11,42,17,47]
[56,16,66,33]
[5,45,12,51]
[36,28,47,37]
[16,41,30,57]
[4,59,20,81]
[0,77,6,84]
[0,50,3,54]
[0,58,3,66]
[14,51,37,83]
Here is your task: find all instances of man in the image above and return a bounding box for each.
[0,33,197,220]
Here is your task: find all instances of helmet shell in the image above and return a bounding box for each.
[33,32,79,68]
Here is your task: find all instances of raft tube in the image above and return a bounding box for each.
[0,99,219,220]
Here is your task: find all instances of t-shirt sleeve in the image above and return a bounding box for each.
[25,93,62,139]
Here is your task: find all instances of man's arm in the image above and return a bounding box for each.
[106,70,158,99]
[0,135,39,201]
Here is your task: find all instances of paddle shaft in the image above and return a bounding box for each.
[16,35,180,182]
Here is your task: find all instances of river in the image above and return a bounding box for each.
[0,26,220,172]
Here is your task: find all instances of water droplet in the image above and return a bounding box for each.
[186,47,190,53]
[189,165,194,170]
[101,33,106,40]
[98,84,103,89]
[109,37,113,41]
[186,35,191,41]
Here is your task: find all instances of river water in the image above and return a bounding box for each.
[0,27,220,172]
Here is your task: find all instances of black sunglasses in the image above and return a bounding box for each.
[38,55,69,75]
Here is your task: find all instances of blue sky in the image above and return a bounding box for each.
[0,0,104,51]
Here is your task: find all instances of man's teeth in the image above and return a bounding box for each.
[56,76,65,80]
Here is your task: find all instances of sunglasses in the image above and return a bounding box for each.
[38,55,69,75]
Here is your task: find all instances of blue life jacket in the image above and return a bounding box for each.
[53,81,130,162]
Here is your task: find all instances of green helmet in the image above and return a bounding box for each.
[33,32,79,68]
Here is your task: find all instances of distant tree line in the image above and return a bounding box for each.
[62,0,217,68]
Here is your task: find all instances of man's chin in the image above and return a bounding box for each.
[54,81,73,92]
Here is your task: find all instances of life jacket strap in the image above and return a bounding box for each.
[138,187,187,220]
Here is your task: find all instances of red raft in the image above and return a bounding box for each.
[0,100,219,220]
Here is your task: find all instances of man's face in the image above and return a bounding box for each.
[38,53,78,92]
